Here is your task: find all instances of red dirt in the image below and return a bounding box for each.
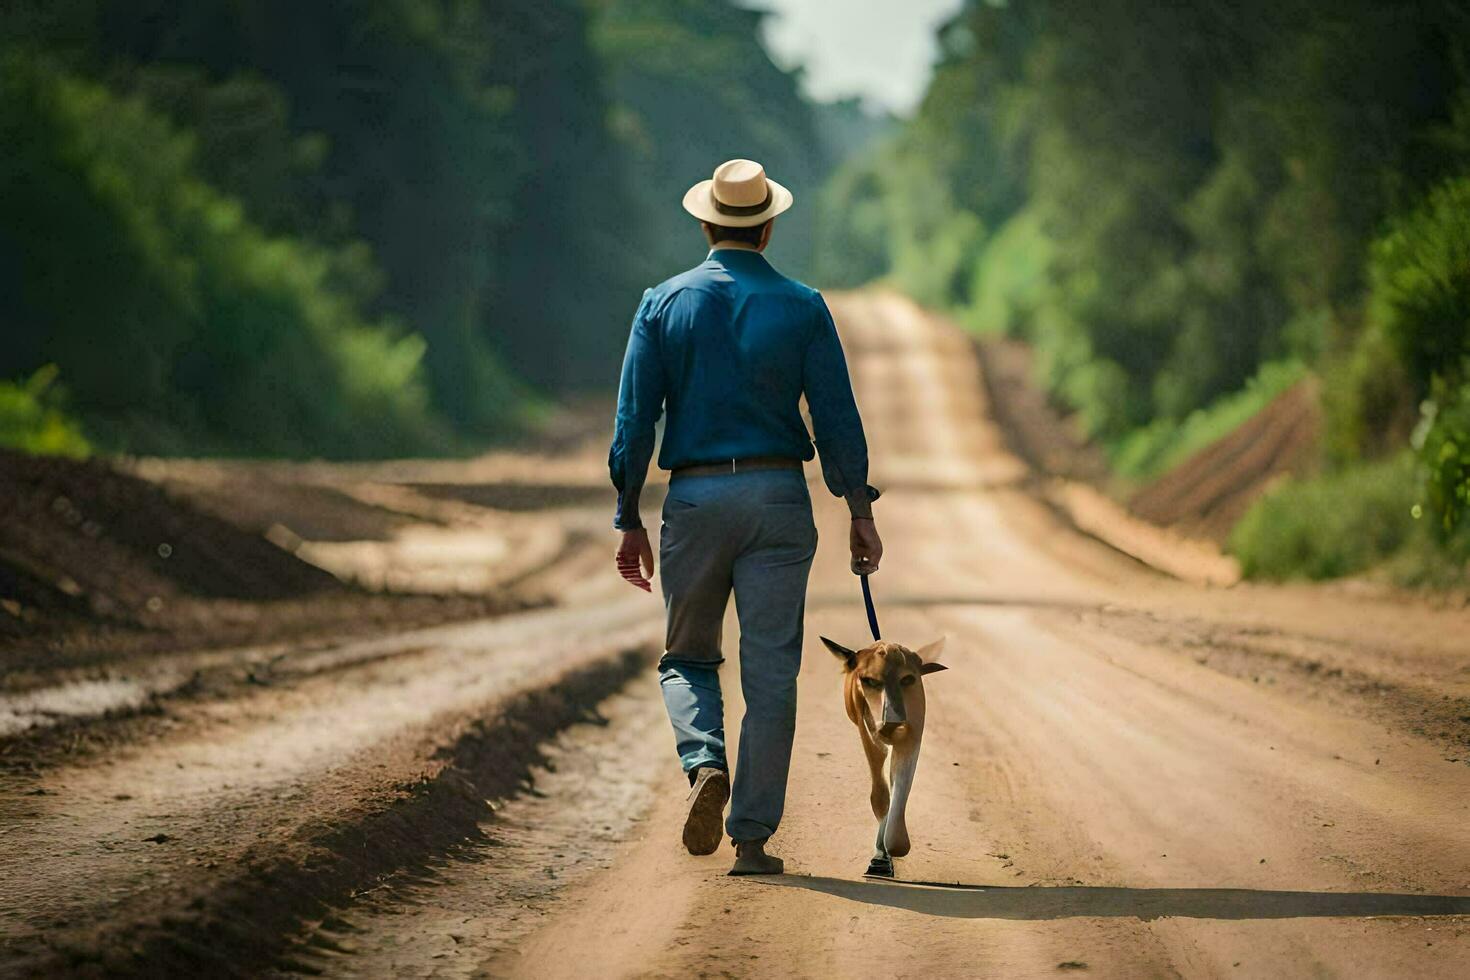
[1128,379,1322,542]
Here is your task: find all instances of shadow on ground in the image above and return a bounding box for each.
[759,876,1470,921]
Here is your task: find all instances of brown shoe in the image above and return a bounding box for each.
[729,838,784,876]
[682,767,729,855]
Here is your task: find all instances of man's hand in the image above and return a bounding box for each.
[850,517,883,575]
[616,527,655,592]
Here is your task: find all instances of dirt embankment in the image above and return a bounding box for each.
[1127,379,1321,542]
[973,336,1320,552]
[0,450,529,680]
[969,336,1112,486]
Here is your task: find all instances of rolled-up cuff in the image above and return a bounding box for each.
[613,487,644,530]
[845,484,880,519]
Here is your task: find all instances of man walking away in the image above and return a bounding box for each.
[608,159,882,876]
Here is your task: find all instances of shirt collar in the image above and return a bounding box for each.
[707,245,769,262]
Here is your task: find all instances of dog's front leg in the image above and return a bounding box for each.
[865,815,894,877]
[883,735,921,858]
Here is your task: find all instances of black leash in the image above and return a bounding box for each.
[855,482,884,642]
[860,573,881,641]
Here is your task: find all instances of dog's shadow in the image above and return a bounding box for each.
[757,875,1470,921]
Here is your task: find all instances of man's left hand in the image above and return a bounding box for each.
[616,527,655,592]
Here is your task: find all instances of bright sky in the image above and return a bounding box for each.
[742,0,967,116]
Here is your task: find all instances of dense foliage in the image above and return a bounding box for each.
[1229,454,1422,581]
[0,52,444,456]
[592,0,833,283]
[1,0,846,456]
[819,0,1470,559]
[1369,176,1470,536]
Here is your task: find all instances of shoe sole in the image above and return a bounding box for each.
[727,859,784,876]
[682,771,729,856]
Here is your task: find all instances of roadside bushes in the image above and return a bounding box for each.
[1415,376,1470,538]
[1230,451,1469,585]
[1228,454,1420,580]
[1111,360,1306,482]
[815,135,987,308]
[1368,176,1470,536]
[963,207,1052,338]
[1325,174,1470,539]
[1222,175,1470,580]
[1372,177,1470,403]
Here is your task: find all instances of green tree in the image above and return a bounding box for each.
[591,0,830,283]
[0,53,443,456]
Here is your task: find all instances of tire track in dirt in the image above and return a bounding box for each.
[279,682,670,976]
[0,595,661,977]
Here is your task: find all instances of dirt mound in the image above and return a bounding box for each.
[1128,379,1321,542]
[1,449,341,635]
[0,451,524,676]
[144,466,416,542]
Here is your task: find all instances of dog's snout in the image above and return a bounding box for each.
[878,690,908,740]
[882,692,906,725]
[878,721,909,739]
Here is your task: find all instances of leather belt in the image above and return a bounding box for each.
[672,456,803,478]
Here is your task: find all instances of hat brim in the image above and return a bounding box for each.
[682,178,794,227]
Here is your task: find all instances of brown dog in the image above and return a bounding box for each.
[821,636,947,877]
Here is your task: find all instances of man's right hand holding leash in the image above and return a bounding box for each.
[850,518,883,575]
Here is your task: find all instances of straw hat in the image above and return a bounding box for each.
[682,159,793,227]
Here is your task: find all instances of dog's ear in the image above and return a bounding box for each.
[820,636,858,669]
[917,636,948,675]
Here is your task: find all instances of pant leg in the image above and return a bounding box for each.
[726,493,817,842]
[657,480,737,775]
[658,662,725,773]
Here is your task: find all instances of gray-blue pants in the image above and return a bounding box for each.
[657,468,817,843]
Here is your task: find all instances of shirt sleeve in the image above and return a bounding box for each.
[608,290,664,530]
[802,294,872,501]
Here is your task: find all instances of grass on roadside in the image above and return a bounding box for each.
[1228,451,1469,586]
[1109,360,1306,482]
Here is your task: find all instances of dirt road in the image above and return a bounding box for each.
[493,291,1470,978]
[4,290,1468,977]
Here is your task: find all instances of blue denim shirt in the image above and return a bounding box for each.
[608,248,869,530]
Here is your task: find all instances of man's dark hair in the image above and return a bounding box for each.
[702,219,771,246]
